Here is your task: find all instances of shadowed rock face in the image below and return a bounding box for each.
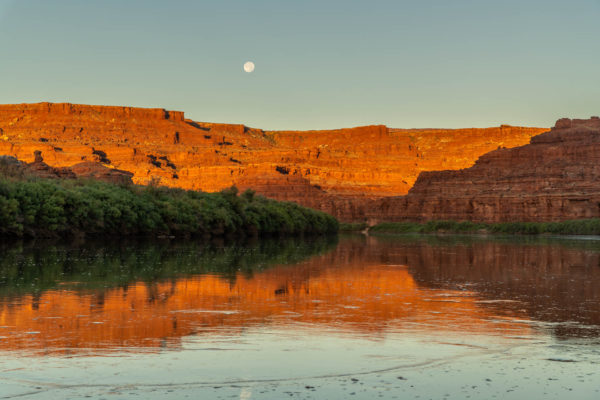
[373,117,600,222]
[25,150,76,179]
[0,102,545,221]
[69,161,133,185]
[2,150,133,184]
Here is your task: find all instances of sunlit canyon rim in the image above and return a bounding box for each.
[2,102,597,223]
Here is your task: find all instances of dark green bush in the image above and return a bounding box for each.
[0,177,339,238]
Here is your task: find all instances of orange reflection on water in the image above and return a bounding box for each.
[0,263,529,354]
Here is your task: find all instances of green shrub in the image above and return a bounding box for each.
[0,176,338,238]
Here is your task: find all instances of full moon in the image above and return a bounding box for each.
[243,61,255,73]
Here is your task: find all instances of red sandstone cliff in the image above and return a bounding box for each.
[0,102,545,220]
[1,151,133,184]
[373,117,600,223]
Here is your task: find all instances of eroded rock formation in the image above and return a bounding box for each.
[374,117,600,222]
[68,161,133,185]
[25,150,77,179]
[0,102,545,220]
[0,150,133,185]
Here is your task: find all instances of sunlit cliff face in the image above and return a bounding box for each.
[0,260,530,355]
[0,103,547,221]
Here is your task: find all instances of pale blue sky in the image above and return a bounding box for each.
[0,0,599,129]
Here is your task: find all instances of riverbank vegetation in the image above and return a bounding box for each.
[338,222,368,232]
[0,174,338,238]
[368,219,600,235]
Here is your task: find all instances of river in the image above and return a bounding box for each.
[0,234,598,399]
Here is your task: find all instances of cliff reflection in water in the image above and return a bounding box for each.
[396,235,600,338]
[1,235,599,355]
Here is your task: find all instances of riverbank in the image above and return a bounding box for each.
[0,175,338,238]
[341,220,600,235]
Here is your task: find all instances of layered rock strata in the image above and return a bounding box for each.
[374,117,600,222]
[0,102,545,220]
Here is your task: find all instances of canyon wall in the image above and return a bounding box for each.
[0,102,546,220]
[373,117,600,222]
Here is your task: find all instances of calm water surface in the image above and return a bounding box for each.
[0,235,599,399]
